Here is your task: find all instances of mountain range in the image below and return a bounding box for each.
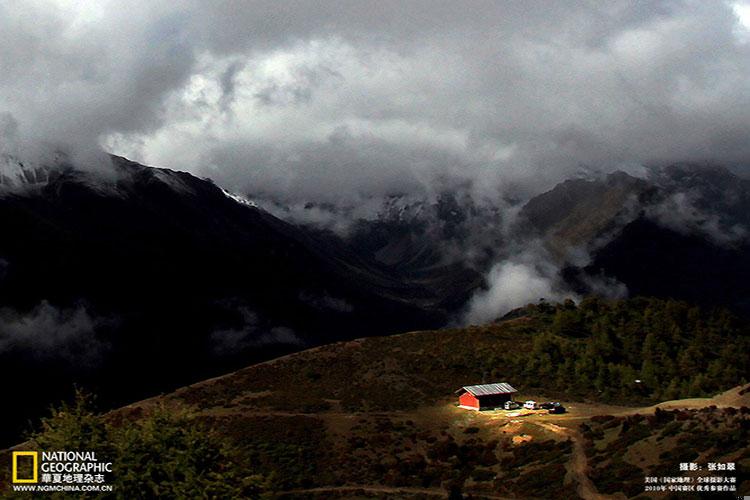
[0,154,446,445]
[1,153,748,446]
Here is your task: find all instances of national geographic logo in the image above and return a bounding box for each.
[12,451,38,484]
[7,450,114,493]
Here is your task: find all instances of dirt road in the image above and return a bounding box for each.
[534,422,620,500]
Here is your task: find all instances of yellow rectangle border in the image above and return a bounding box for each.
[12,451,38,484]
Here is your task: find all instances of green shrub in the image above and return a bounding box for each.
[21,390,269,499]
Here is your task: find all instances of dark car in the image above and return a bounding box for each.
[548,404,566,414]
[540,402,557,410]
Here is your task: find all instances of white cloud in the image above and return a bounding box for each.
[463,250,577,324]
[733,1,750,34]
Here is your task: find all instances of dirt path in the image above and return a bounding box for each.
[485,384,750,425]
[534,422,618,500]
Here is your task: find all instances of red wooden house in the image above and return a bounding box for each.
[456,382,517,410]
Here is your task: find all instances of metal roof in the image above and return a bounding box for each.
[455,382,517,396]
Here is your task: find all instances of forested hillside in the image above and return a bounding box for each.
[505,297,749,404]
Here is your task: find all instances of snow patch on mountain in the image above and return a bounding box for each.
[0,155,50,190]
[221,188,258,208]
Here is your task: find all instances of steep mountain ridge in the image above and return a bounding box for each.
[518,165,750,314]
[0,155,448,446]
[518,171,651,261]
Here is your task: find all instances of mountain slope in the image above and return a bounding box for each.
[577,217,750,313]
[0,155,446,446]
[518,171,649,261]
[519,165,750,315]
[93,298,750,498]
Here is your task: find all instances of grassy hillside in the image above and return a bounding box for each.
[3,297,749,498]
[582,406,750,498]
[123,298,750,498]
[168,297,750,412]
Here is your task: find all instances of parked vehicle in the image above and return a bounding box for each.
[548,404,566,414]
[539,402,556,410]
[504,401,521,410]
[523,400,538,410]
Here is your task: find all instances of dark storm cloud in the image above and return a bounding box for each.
[0,2,195,166]
[0,1,748,198]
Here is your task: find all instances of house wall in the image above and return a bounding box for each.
[458,392,479,409]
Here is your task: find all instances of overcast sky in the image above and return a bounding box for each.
[1,0,749,203]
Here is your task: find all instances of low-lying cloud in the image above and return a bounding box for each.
[209,305,303,356]
[463,248,577,324]
[646,190,749,245]
[0,301,109,365]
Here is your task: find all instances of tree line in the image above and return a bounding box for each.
[499,297,749,404]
